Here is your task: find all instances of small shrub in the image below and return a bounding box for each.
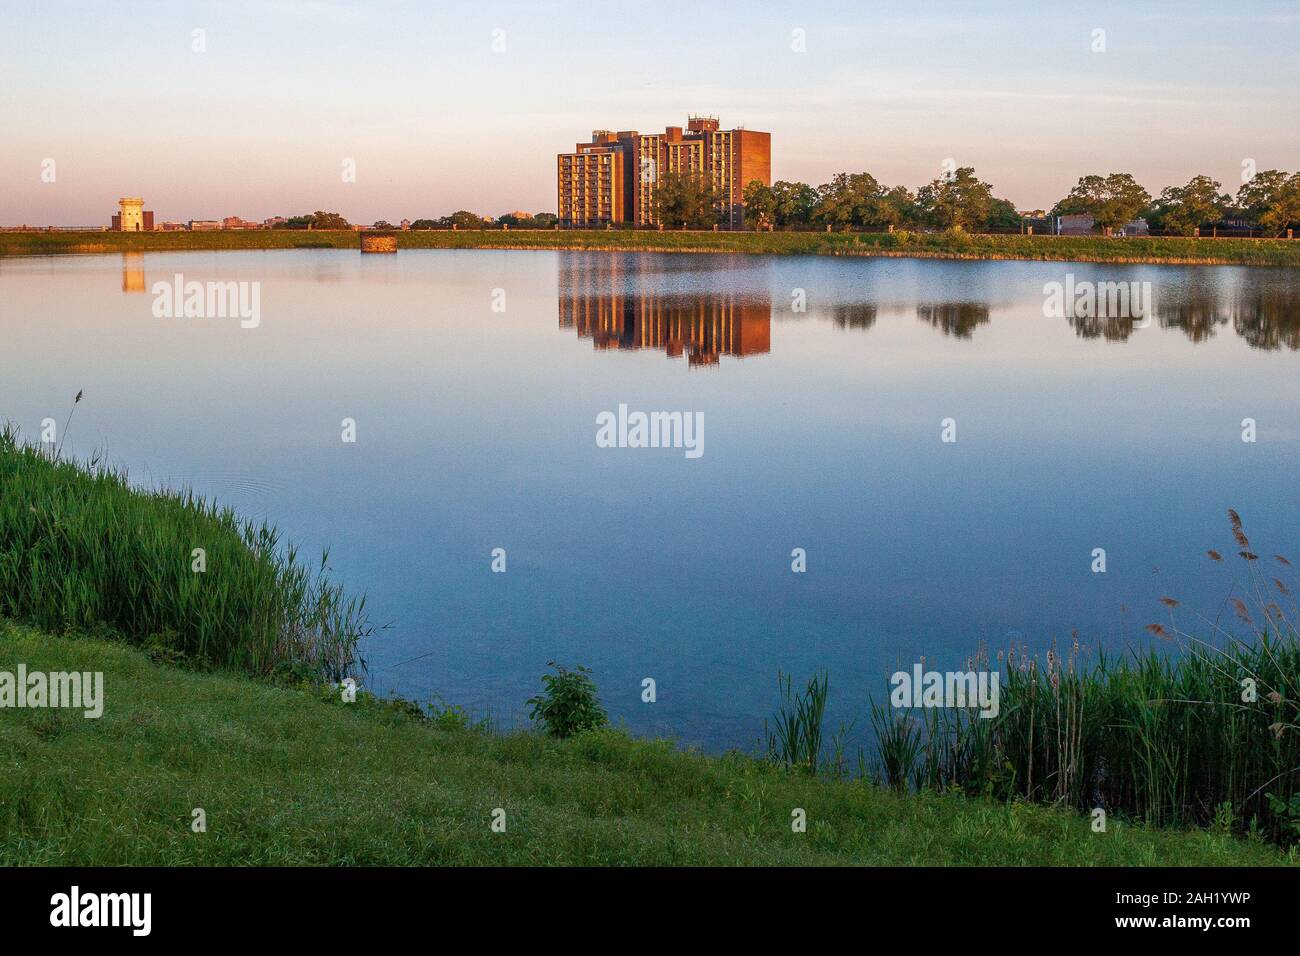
[527,661,607,738]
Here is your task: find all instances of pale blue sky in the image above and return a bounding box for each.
[2,0,1297,224]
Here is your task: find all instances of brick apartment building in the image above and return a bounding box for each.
[557,115,771,230]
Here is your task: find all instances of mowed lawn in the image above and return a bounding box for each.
[0,623,1289,866]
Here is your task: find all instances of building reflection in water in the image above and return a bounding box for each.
[557,255,1297,356]
[559,258,770,367]
[121,252,146,293]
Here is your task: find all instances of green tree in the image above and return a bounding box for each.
[442,210,487,229]
[814,172,885,229]
[1052,173,1152,234]
[771,180,819,227]
[1151,175,1229,235]
[654,172,722,228]
[877,185,918,227]
[1237,170,1300,236]
[984,197,1023,231]
[310,210,350,230]
[914,167,996,230]
[742,180,777,229]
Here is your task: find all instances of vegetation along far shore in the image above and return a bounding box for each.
[4,227,1300,267]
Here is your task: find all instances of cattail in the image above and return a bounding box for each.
[1267,690,1283,704]
[1228,508,1242,531]
[1240,551,1258,561]
[1233,528,1251,549]
[1159,596,1179,608]
[1276,554,1292,567]
[1275,578,1290,596]
[1231,598,1252,625]
[1145,622,1169,640]
[1207,550,1223,561]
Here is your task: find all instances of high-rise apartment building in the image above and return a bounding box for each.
[557,116,770,229]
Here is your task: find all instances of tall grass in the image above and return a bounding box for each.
[0,426,370,680]
[869,514,1300,842]
[765,671,829,775]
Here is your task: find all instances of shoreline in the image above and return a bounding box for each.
[2,620,1289,866]
[4,433,1299,861]
[3,228,1300,267]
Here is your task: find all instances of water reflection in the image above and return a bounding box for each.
[830,303,877,331]
[916,302,990,339]
[1066,289,1300,350]
[121,252,145,293]
[559,258,770,367]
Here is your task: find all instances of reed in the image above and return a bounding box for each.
[765,671,829,775]
[0,425,370,681]
[873,514,1300,842]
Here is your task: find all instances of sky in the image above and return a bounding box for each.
[2,0,1297,225]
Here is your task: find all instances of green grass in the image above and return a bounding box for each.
[4,227,1300,266]
[0,428,369,681]
[1,621,1291,866]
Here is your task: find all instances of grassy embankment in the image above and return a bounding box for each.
[0,431,1294,864]
[3,227,1300,266]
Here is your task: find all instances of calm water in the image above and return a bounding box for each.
[2,249,1298,749]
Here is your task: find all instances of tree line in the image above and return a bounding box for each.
[270,210,559,231]
[733,168,1300,236]
[265,167,1300,236]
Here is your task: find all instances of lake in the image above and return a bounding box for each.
[2,248,1298,750]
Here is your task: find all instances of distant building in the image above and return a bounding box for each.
[1055,214,1150,236]
[221,216,260,230]
[188,220,221,231]
[400,219,411,231]
[1055,214,1094,235]
[263,217,288,229]
[557,115,771,230]
[111,197,153,231]
[156,221,187,231]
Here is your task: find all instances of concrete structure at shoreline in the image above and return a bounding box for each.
[557,115,771,230]
[111,197,152,232]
